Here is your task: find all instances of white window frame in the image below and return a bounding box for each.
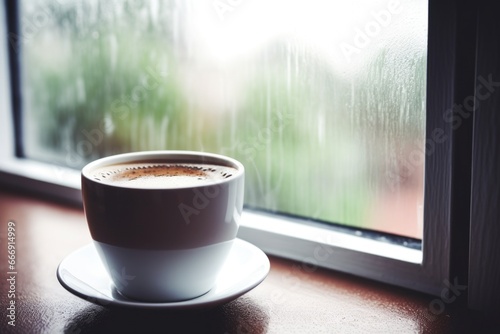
[0,0,460,298]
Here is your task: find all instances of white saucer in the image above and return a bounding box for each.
[57,238,270,310]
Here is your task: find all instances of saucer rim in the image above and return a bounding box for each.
[56,238,270,310]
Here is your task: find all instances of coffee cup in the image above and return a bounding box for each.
[81,151,245,302]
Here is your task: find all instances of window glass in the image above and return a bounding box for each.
[19,0,427,238]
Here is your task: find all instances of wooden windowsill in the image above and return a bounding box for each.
[0,188,495,333]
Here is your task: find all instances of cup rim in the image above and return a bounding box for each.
[81,150,244,190]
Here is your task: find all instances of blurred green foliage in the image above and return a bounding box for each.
[21,0,426,231]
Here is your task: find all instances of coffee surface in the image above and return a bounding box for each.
[90,162,237,188]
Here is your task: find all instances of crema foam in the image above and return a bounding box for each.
[91,162,236,188]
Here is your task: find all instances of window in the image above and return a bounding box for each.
[16,0,427,239]
[1,0,483,301]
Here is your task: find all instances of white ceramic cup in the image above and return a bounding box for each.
[81,151,245,302]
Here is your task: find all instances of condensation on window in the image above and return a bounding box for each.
[20,0,427,238]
